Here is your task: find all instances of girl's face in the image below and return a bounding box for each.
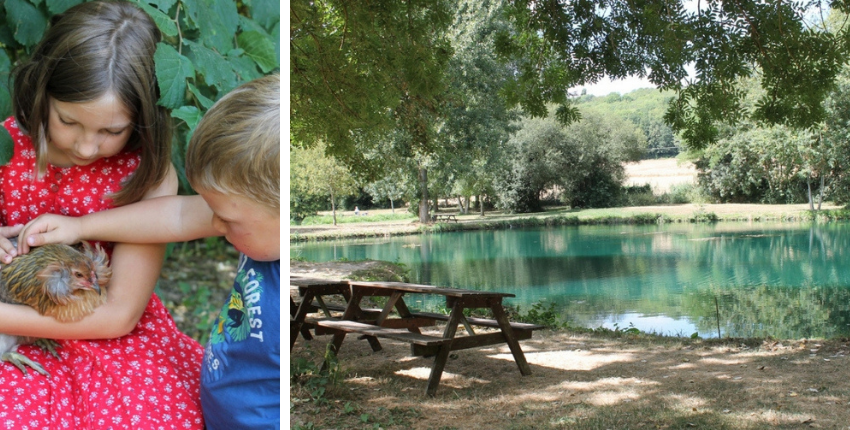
[46,92,133,167]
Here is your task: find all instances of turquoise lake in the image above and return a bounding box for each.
[290,222,850,339]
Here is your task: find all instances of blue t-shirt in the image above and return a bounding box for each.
[200,255,281,429]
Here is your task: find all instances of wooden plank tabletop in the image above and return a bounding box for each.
[347,280,515,298]
[290,276,349,287]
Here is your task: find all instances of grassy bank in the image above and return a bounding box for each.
[289,203,850,242]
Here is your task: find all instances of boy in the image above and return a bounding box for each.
[11,74,281,429]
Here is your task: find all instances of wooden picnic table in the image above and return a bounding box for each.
[431,213,458,223]
[289,276,543,396]
[289,277,353,349]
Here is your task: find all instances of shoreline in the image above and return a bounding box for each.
[289,202,850,242]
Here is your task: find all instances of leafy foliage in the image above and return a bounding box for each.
[0,0,280,192]
[290,344,342,404]
[495,1,850,150]
[290,0,453,172]
[158,237,240,344]
[576,89,680,159]
[290,141,359,223]
[432,0,518,210]
[495,109,646,212]
[694,125,813,204]
[821,64,850,205]
[517,301,566,329]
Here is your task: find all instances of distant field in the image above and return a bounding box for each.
[624,158,697,194]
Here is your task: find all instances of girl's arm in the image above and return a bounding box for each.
[0,165,190,339]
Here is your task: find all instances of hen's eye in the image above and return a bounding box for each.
[74,272,84,279]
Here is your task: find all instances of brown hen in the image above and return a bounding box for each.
[0,241,110,376]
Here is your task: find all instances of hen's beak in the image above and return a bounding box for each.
[89,276,101,294]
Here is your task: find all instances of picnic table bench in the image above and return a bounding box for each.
[289,277,543,396]
[431,213,458,223]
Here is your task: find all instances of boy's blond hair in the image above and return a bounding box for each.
[186,74,280,211]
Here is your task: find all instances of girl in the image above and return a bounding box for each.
[0,1,204,428]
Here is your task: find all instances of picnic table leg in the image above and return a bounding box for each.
[343,289,383,352]
[390,295,422,334]
[300,326,314,340]
[319,288,366,372]
[292,297,314,341]
[320,292,361,372]
[353,291,403,351]
[490,301,532,376]
[290,298,300,347]
[426,300,463,396]
[291,292,317,350]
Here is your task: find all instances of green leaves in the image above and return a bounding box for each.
[45,0,84,15]
[4,0,47,46]
[184,40,237,92]
[237,31,277,73]
[182,0,239,53]
[0,126,12,166]
[0,0,280,195]
[497,0,850,150]
[171,105,202,138]
[133,1,178,37]
[249,0,279,31]
[154,43,195,109]
[0,49,11,122]
[291,0,454,175]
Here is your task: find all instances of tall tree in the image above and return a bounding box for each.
[290,0,453,174]
[820,65,850,205]
[364,169,408,213]
[495,109,646,212]
[694,124,812,204]
[432,0,518,215]
[494,1,850,150]
[290,142,359,225]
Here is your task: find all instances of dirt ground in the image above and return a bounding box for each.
[289,262,850,430]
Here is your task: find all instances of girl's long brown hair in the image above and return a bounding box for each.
[11,0,171,206]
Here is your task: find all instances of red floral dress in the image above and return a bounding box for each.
[0,117,204,429]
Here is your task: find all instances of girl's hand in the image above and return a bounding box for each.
[17,215,82,255]
[0,224,23,263]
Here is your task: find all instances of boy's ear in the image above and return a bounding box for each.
[0,126,10,166]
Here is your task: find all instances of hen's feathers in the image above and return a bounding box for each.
[0,241,110,376]
[0,242,111,322]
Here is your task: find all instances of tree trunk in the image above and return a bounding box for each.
[390,198,395,214]
[818,175,824,211]
[807,176,814,211]
[457,195,466,213]
[418,167,430,223]
[480,194,485,217]
[330,187,337,226]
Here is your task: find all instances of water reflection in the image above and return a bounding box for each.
[291,222,850,338]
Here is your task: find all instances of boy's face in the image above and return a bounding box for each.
[198,189,280,262]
